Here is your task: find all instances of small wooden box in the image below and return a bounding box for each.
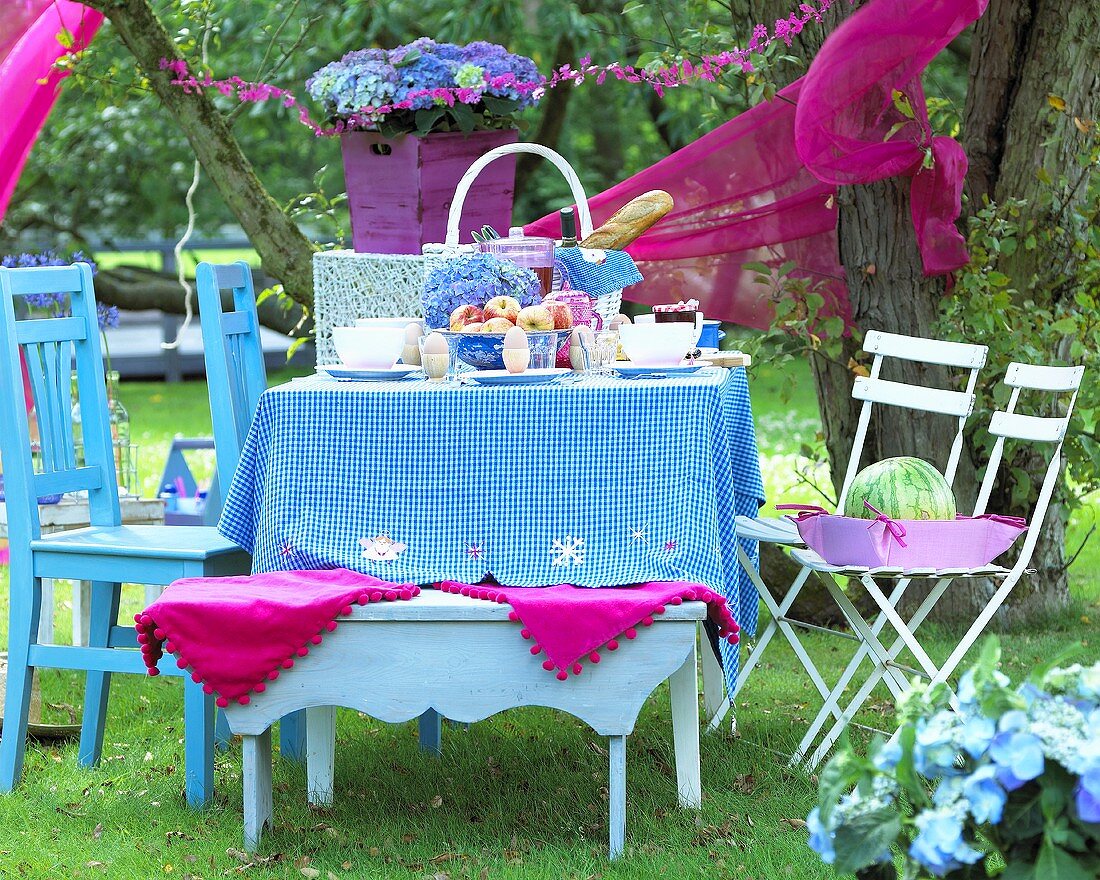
[341,129,518,255]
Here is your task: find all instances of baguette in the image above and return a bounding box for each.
[579,190,673,250]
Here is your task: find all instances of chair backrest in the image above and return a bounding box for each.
[835,330,989,510]
[195,261,267,493]
[972,362,1084,574]
[0,264,121,550]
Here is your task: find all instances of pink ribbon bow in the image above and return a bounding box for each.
[862,501,908,550]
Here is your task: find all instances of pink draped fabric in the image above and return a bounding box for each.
[794,0,987,274]
[527,0,986,326]
[0,1,102,222]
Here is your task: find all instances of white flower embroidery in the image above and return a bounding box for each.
[629,524,649,544]
[359,533,407,562]
[550,535,585,566]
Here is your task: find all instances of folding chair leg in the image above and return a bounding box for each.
[808,577,954,769]
[0,576,42,793]
[822,577,909,697]
[930,571,1023,689]
[790,575,913,766]
[78,581,121,768]
[858,576,942,682]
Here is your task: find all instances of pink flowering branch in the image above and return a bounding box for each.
[161,0,842,137]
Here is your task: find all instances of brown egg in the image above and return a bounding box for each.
[503,326,529,349]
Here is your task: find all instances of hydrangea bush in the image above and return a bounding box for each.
[807,638,1100,879]
[1,250,116,329]
[306,38,541,137]
[422,251,540,329]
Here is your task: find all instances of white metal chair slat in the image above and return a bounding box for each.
[862,330,990,368]
[1004,362,1084,391]
[988,411,1067,442]
[852,377,975,417]
[735,515,802,544]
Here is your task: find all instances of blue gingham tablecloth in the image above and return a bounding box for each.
[219,367,765,686]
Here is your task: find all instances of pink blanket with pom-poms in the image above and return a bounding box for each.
[437,580,739,680]
[135,568,419,708]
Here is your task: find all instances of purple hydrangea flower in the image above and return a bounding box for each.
[1,250,99,314]
[1077,765,1100,822]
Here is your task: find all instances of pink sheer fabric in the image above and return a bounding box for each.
[527,0,986,326]
[794,0,988,275]
[0,1,102,222]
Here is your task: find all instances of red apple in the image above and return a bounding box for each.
[463,322,484,333]
[517,305,555,332]
[545,301,573,330]
[449,304,484,331]
[483,296,521,323]
[481,317,516,333]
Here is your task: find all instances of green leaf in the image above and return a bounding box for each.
[414,108,446,136]
[481,95,519,117]
[1035,839,1096,880]
[831,807,901,874]
[56,26,74,49]
[987,271,1011,287]
[742,262,772,275]
[394,47,421,68]
[817,741,865,826]
[449,102,476,133]
[891,89,916,119]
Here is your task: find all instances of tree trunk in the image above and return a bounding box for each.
[96,265,311,338]
[957,0,1100,615]
[515,34,576,201]
[82,0,316,310]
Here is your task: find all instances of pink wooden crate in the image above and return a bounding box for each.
[341,129,518,255]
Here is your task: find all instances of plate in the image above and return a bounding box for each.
[317,364,420,382]
[468,368,569,386]
[614,363,706,379]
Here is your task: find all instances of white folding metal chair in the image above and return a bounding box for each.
[790,361,1084,769]
[711,331,989,732]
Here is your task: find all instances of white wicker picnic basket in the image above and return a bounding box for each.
[422,142,623,325]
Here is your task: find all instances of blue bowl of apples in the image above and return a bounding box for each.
[443,298,574,370]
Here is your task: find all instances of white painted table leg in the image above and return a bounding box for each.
[608,735,627,860]
[72,580,91,646]
[670,644,701,809]
[37,578,54,645]
[305,706,336,807]
[242,728,273,852]
[700,627,724,723]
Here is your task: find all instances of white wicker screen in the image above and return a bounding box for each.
[312,250,426,364]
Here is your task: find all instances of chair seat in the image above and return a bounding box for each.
[735,515,804,545]
[789,547,1011,579]
[32,525,244,561]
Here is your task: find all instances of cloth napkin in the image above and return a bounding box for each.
[135,568,419,707]
[555,245,643,297]
[437,580,739,680]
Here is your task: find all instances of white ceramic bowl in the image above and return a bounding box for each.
[355,316,422,330]
[617,322,695,367]
[332,326,405,369]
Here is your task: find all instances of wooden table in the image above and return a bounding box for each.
[222,590,705,860]
[0,496,165,645]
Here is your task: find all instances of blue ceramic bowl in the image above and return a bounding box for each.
[441,328,573,370]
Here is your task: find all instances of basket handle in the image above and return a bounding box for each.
[446,143,593,247]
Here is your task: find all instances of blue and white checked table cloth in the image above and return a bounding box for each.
[219,367,765,687]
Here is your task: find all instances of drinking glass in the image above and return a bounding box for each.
[592,330,619,374]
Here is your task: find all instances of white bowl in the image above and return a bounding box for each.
[355,316,422,330]
[332,326,405,369]
[617,323,696,367]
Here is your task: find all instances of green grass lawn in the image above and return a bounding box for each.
[0,359,1096,879]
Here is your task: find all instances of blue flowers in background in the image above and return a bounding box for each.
[306,38,541,136]
[807,641,1100,879]
[1,250,114,328]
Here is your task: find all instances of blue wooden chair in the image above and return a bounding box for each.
[195,260,445,758]
[195,261,307,760]
[0,263,251,807]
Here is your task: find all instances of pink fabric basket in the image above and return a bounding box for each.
[778,504,1027,569]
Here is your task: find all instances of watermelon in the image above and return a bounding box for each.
[843,456,957,521]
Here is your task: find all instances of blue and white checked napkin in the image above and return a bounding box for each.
[556,246,643,297]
